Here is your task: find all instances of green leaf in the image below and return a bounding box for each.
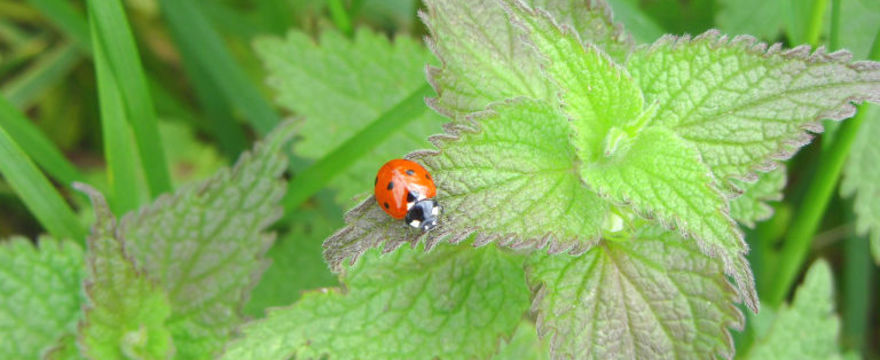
[841,104,880,264]
[324,99,607,271]
[625,31,880,189]
[222,243,529,360]
[839,0,880,60]
[256,28,443,205]
[743,260,842,359]
[580,127,756,310]
[76,184,174,360]
[0,237,84,359]
[716,0,786,40]
[526,226,743,359]
[116,121,295,358]
[521,0,634,61]
[494,321,548,360]
[730,167,786,228]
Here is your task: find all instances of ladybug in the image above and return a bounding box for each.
[374,159,442,231]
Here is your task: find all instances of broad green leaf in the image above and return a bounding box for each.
[255,28,443,205]
[526,226,743,359]
[625,31,880,189]
[76,185,174,360]
[841,104,880,264]
[716,0,785,41]
[221,243,529,360]
[580,127,757,310]
[730,167,786,228]
[743,260,842,359]
[494,321,548,360]
[116,121,295,359]
[523,0,634,61]
[0,237,84,359]
[324,99,608,271]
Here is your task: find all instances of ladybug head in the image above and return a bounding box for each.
[405,198,442,231]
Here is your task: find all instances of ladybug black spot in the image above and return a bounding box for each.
[406,169,415,175]
[407,191,417,203]
[426,174,432,180]
[387,181,394,190]
[384,202,390,209]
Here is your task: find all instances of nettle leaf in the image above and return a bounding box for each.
[76,185,174,360]
[0,237,84,359]
[494,321,548,360]
[525,0,633,61]
[730,167,786,228]
[841,104,880,264]
[115,121,295,358]
[526,226,743,359]
[255,28,443,204]
[222,243,529,360]
[743,260,842,359]
[625,31,880,188]
[325,99,608,270]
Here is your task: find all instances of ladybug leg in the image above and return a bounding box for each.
[406,191,418,210]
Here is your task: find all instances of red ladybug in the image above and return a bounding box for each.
[374,159,442,230]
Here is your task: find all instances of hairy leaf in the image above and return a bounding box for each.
[76,185,174,360]
[841,104,880,264]
[222,243,529,360]
[116,121,295,358]
[0,237,84,359]
[521,0,634,61]
[744,260,842,359]
[325,99,608,270]
[255,29,443,204]
[730,167,786,228]
[626,31,880,188]
[526,226,743,359]
[581,127,756,310]
[494,321,548,360]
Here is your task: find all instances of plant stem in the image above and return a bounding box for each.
[328,0,353,36]
[822,0,843,147]
[766,30,880,306]
[806,0,830,47]
[842,224,871,352]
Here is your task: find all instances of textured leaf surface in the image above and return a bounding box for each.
[77,186,174,360]
[494,321,548,360]
[325,99,608,270]
[116,121,294,358]
[0,237,84,359]
[526,226,743,359]
[841,104,880,264]
[522,0,633,61]
[744,260,842,359]
[581,127,756,310]
[626,31,880,187]
[255,29,443,204]
[730,167,786,228]
[222,243,529,360]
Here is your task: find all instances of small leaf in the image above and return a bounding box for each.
[730,167,786,228]
[625,31,880,188]
[521,0,634,61]
[324,99,608,271]
[116,121,295,358]
[841,104,880,264]
[526,226,743,359]
[76,184,174,360]
[255,29,443,204]
[222,243,529,360]
[744,260,842,359]
[580,127,757,310]
[0,237,84,359]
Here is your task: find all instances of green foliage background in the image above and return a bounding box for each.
[1,0,879,359]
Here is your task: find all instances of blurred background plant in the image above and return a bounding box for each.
[1,0,879,358]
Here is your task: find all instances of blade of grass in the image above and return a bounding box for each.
[25,0,90,49]
[327,0,353,36]
[0,119,85,241]
[158,0,280,135]
[0,95,84,186]
[766,30,880,306]
[256,0,294,35]
[87,0,172,197]
[806,0,831,47]
[2,41,81,109]
[842,217,872,352]
[283,83,434,213]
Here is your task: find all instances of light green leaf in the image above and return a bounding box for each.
[744,260,842,360]
[526,226,743,359]
[324,99,607,271]
[0,237,84,360]
[841,104,880,264]
[76,185,174,360]
[494,321,548,360]
[716,0,785,41]
[221,243,529,360]
[522,0,634,61]
[255,28,443,205]
[625,31,880,188]
[730,167,786,228]
[116,121,295,359]
[581,126,756,310]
